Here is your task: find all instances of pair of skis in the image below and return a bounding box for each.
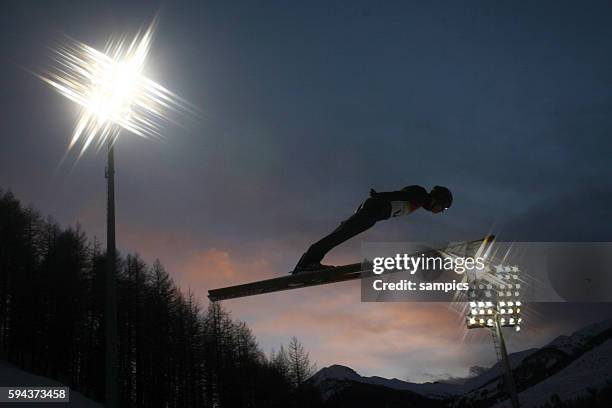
[208,236,493,301]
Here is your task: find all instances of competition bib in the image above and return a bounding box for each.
[390,200,414,218]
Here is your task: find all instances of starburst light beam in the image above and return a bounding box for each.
[38,19,189,157]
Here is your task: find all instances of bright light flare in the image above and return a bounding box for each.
[38,19,189,157]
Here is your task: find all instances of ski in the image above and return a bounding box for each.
[208,236,493,301]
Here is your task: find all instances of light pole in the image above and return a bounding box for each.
[466,265,523,408]
[105,142,118,407]
[493,312,520,408]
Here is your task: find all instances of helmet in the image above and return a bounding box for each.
[431,186,453,209]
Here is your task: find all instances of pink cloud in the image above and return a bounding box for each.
[176,247,272,292]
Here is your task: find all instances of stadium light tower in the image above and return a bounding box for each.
[37,18,188,407]
[466,265,523,408]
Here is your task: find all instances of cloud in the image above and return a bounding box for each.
[500,186,612,241]
[176,247,272,292]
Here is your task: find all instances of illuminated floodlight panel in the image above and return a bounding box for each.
[37,18,189,157]
[466,265,523,332]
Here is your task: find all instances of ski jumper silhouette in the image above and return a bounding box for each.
[294,185,452,273]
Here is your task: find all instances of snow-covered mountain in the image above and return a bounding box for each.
[310,319,612,407]
[459,318,612,407]
[311,364,459,399]
[494,339,612,407]
[310,348,538,400]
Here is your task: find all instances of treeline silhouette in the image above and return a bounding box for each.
[0,189,320,407]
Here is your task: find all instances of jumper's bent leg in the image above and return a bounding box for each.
[295,198,390,270]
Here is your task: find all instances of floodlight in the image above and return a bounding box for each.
[465,262,523,408]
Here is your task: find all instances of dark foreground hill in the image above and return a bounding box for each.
[0,360,101,407]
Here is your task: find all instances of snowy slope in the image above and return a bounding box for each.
[494,339,612,408]
[0,360,102,407]
[457,319,612,406]
[457,348,537,393]
[547,318,612,355]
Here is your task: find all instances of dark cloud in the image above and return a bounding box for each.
[500,186,612,241]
